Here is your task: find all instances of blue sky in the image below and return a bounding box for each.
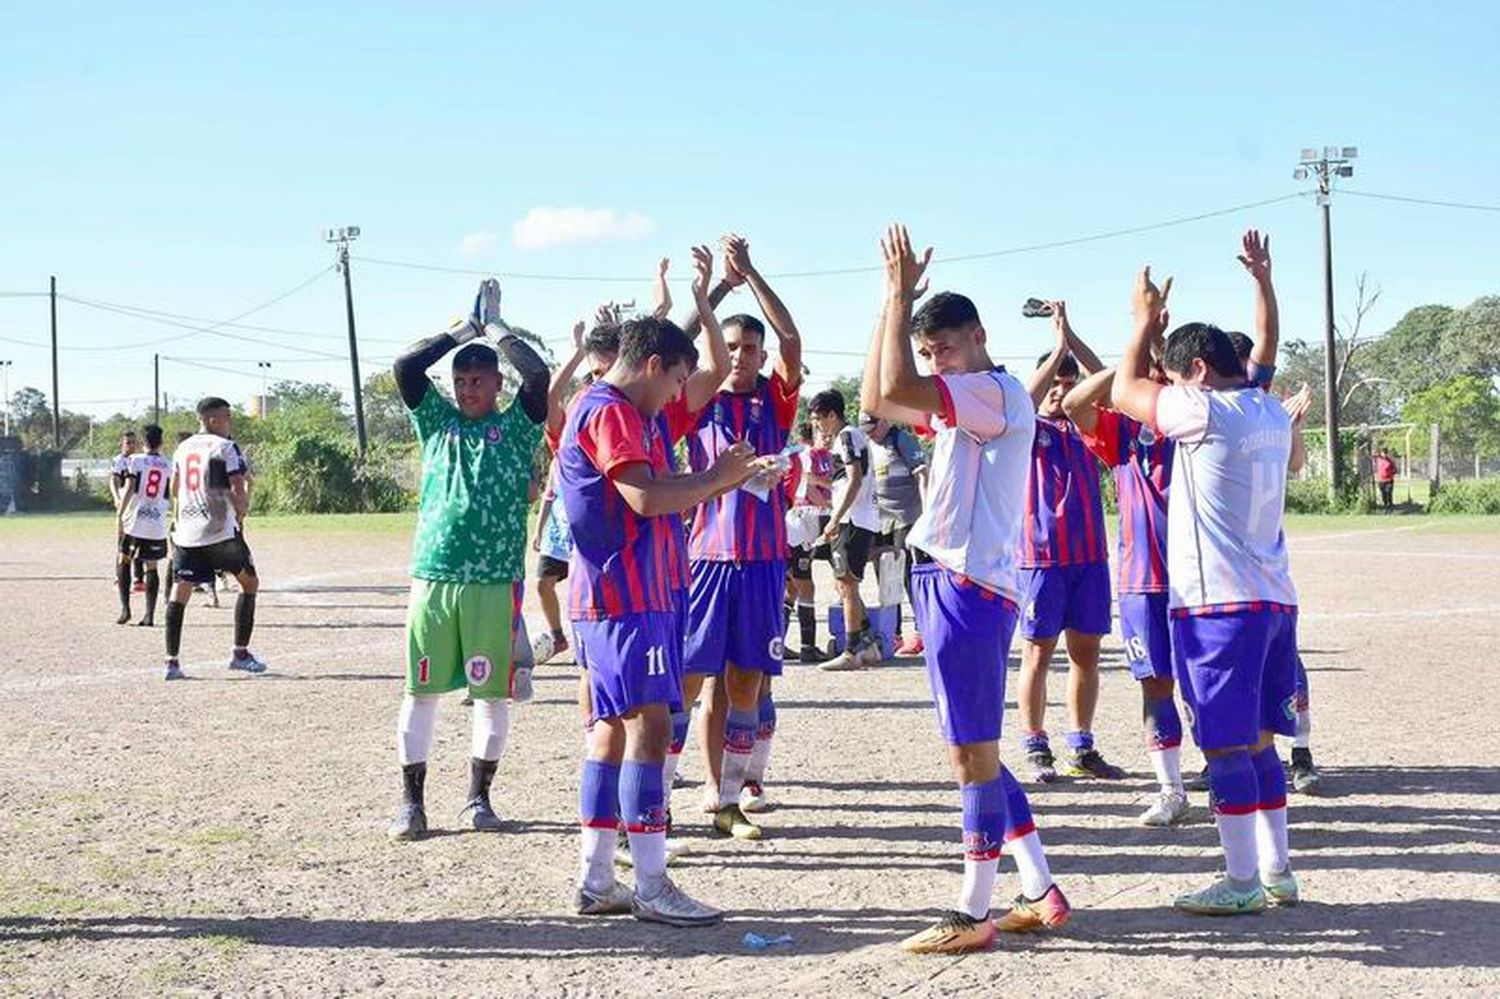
[2,1,1497,418]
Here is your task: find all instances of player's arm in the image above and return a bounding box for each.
[679,267,740,339]
[1112,267,1173,426]
[469,277,550,425]
[394,318,481,410]
[1054,301,1105,375]
[725,234,803,387]
[1062,366,1116,436]
[228,471,250,523]
[859,302,929,425]
[532,495,553,552]
[652,257,673,320]
[116,476,136,527]
[875,225,948,416]
[1283,382,1313,474]
[546,321,588,440]
[682,245,732,413]
[610,447,761,517]
[1027,304,1072,409]
[1238,229,1279,374]
[820,442,864,543]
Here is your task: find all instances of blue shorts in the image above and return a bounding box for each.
[911,562,1018,746]
[574,611,683,721]
[1119,591,1172,681]
[1171,606,1299,751]
[1018,562,1111,640]
[684,560,787,677]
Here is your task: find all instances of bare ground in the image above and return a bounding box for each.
[1,513,1497,996]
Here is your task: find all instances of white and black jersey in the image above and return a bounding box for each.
[830,426,881,533]
[122,452,173,541]
[171,432,244,548]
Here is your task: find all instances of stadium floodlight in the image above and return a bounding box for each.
[1337,165,1354,177]
[1293,167,1309,180]
[1342,146,1359,159]
[1301,148,1319,162]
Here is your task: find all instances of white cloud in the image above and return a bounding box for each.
[511,206,655,250]
[457,230,496,256]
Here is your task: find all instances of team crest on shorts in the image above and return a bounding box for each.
[768,636,784,661]
[465,654,493,685]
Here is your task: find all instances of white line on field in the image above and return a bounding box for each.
[1301,605,1500,620]
[1297,547,1500,561]
[1292,523,1433,544]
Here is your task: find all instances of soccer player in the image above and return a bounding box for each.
[865,413,928,655]
[863,224,1069,955]
[386,279,548,842]
[1016,302,1127,782]
[114,424,173,628]
[784,421,833,664]
[109,429,145,592]
[679,235,802,838]
[811,389,883,671]
[1063,357,1188,825]
[560,314,759,925]
[1112,244,1301,915]
[163,399,265,681]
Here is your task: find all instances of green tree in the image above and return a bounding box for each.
[363,369,413,447]
[1402,375,1500,461]
[1361,304,1459,397]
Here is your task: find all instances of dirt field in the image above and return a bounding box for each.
[1,512,1497,996]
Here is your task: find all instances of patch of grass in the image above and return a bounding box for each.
[0,880,94,919]
[184,825,257,847]
[200,932,251,959]
[134,957,197,991]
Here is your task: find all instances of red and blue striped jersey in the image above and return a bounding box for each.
[557,382,678,620]
[1080,407,1172,593]
[656,395,697,593]
[1019,415,1109,568]
[686,371,800,562]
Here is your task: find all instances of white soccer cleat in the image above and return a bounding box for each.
[1139,790,1191,827]
[740,780,771,813]
[819,649,865,672]
[632,878,723,927]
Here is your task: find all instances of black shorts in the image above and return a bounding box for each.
[174,535,256,584]
[829,524,874,581]
[789,547,816,581]
[537,554,570,580]
[120,535,168,561]
[874,523,913,551]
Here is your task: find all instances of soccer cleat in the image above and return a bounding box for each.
[996,884,1072,933]
[510,665,534,703]
[460,796,504,831]
[819,647,866,672]
[854,635,884,667]
[1064,748,1127,780]
[714,803,763,840]
[576,880,634,916]
[1289,748,1323,795]
[1262,868,1301,906]
[116,610,131,625]
[740,780,770,813]
[899,910,997,954]
[1173,877,1267,916]
[1186,767,1211,792]
[631,878,723,927]
[164,662,186,681]
[228,651,268,674]
[133,579,146,593]
[136,616,155,628]
[1140,790,1191,827]
[895,634,925,656]
[1028,748,1059,784]
[386,803,428,842]
[796,645,828,665]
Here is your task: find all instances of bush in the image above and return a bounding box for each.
[1283,477,1373,515]
[1429,478,1500,515]
[252,434,411,514]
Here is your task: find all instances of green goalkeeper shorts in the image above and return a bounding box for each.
[405,578,515,698]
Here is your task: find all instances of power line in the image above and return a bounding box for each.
[1342,189,1500,212]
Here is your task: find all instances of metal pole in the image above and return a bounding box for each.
[1319,178,1341,499]
[49,276,60,449]
[1,360,11,436]
[340,244,368,458]
[153,354,160,425]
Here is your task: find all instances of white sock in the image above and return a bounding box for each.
[1214,811,1261,882]
[1149,746,1184,794]
[629,831,669,898]
[470,698,511,761]
[746,736,773,783]
[1255,806,1291,878]
[578,826,615,893]
[662,752,681,791]
[1005,831,1054,900]
[1293,708,1312,749]
[719,751,751,807]
[396,694,439,766]
[957,857,998,919]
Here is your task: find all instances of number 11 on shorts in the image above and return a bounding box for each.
[646,646,667,676]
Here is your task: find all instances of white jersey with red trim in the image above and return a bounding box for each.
[171,432,244,548]
[1154,384,1297,610]
[905,366,1034,601]
[121,452,174,541]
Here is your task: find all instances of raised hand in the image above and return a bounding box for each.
[571,320,586,351]
[880,223,933,300]
[595,302,621,327]
[721,233,752,287]
[1132,266,1173,334]
[473,278,503,333]
[1282,382,1314,425]
[1050,300,1072,344]
[1237,229,1272,283]
[653,257,673,319]
[690,245,714,304]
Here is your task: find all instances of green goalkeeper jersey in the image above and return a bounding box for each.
[409,385,540,584]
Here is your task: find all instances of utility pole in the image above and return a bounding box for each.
[153,354,160,425]
[324,226,367,457]
[1294,146,1357,500]
[1,359,12,437]
[257,361,272,417]
[49,276,60,449]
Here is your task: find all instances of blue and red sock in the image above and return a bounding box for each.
[1250,745,1287,811]
[619,760,666,834]
[1144,697,1183,751]
[1206,751,1258,816]
[580,759,620,829]
[960,777,1007,860]
[998,765,1036,841]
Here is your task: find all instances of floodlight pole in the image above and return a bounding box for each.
[50,276,60,449]
[153,354,160,425]
[325,227,368,458]
[1,360,12,436]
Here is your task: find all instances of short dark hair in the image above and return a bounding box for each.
[797,421,814,442]
[723,314,767,345]
[1225,330,1254,375]
[196,396,230,417]
[143,424,164,448]
[585,323,621,358]
[618,316,699,372]
[809,389,846,419]
[913,292,980,338]
[121,428,137,438]
[1163,322,1242,379]
[452,343,499,372]
[1036,352,1080,379]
